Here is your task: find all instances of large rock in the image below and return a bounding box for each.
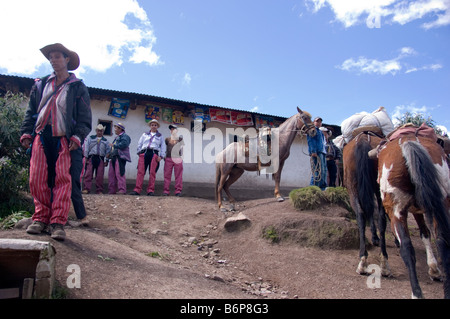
[224,213,251,232]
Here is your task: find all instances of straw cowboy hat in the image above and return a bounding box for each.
[96,124,105,131]
[114,123,125,131]
[148,119,160,128]
[40,43,80,71]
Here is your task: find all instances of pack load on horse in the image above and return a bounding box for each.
[215,107,316,212]
[333,107,394,150]
[376,123,450,299]
[339,108,395,280]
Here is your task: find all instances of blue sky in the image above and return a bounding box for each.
[1,0,449,133]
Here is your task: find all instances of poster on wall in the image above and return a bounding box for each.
[255,115,275,128]
[231,111,253,126]
[108,98,130,119]
[209,108,230,124]
[145,105,160,122]
[193,106,210,123]
[210,108,253,126]
[161,108,173,123]
[172,110,184,124]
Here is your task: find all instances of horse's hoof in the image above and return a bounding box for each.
[220,207,227,212]
[277,196,285,202]
[380,256,392,277]
[356,256,368,275]
[229,204,236,212]
[428,265,443,282]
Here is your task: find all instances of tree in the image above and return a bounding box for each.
[0,92,33,218]
[395,111,443,136]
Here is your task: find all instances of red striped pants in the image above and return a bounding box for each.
[29,136,72,225]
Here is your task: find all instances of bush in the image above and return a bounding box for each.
[289,186,353,213]
[0,92,33,218]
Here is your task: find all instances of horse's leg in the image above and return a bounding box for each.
[351,192,369,275]
[370,218,380,246]
[222,167,244,211]
[377,194,391,277]
[273,161,285,202]
[413,213,442,281]
[391,213,424,299]
[217,168,231,212]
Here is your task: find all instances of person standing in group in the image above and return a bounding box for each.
[83,124,110,194]
[70,142,89,226]
[307,116,327,190]
[163,124,184,196]
[129,119,166,196]
[20,43,91,241]
[321,127,341,188]
[107,123,131,195]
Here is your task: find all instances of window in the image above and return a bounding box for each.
[98,120,113,136]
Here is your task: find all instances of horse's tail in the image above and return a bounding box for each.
[355,138,377,220]
[401,140,450,297]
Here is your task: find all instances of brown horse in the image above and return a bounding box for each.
[378,132,450,298]
[343,129,391,277]
[215,107,315,211]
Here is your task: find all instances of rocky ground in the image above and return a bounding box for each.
[1,193,447,301]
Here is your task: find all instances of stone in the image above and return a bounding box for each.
[224,213,251,232]
[0,239,56,299]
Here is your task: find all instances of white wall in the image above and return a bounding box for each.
[89,101,312,188]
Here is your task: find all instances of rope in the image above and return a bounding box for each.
[310,155,322,183]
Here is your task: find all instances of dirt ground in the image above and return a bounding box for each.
[1,192,447,300]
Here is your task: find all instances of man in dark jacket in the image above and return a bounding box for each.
[20,43,91,241]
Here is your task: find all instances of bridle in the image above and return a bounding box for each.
[296,114,316,137]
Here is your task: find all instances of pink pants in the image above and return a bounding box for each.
[108,158,127,194]
[134,153,159,194]
[30,136,71,225]
[83,158,105,193]
[163,157,183,195]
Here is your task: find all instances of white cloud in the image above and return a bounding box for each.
[0,0,162,75]
[182,73,192,86]
[339,57,401,75]
[250,106,259,112]
[307,0,450,29]
[337,47,442,75]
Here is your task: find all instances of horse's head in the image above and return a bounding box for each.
[296,107,316,137]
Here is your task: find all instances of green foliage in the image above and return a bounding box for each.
[262,226,280,243]
[0,210,31,229]
[289,186,353,213]
[395,111,443,135]
[289,186,326,210]
[0,92,32,218]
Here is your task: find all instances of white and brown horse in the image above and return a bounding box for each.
[215,107,315,211]
[378,130,450,298]
[343,128,391,277]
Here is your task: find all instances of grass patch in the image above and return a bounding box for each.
[262,226,280,243]
[289,186,353,214]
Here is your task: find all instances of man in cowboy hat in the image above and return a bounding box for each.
[20,43,91,241]
[130,119,166,196]
[83,124,111,194]
[307,116,328,190]
[106,123,131,194]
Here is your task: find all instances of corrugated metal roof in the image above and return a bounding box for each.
[0,73,287,120]
[0,73,340,134]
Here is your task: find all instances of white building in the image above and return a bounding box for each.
[1,74,341,199]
